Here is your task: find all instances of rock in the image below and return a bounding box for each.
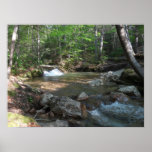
[29,108,36,114]
[118,85,141,97]
[51,96,82,118]
[55,119,69,127]
[110,92,130,103]
[77,92,89,101]
[40,93,83,118]
[49,111,55,118]
[68,119,84,127]
[88,79,103,86]
[25,69,43,78]
[38,119,69,127]
[120,68,143,86]
[8,112,39,127]
[40,92,54,106]
[84,95,102,110]
[101,69,124,82]
[36,109,46,114]
[38,113,50,119]
[31,69,43,77]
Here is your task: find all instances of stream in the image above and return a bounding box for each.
[25,71,144,127]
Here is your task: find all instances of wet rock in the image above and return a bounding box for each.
[77,92,89,101]
[110,92,130,103]
[118,85,141,97]
[85,95,102,110]
[88,79,103,86]
[100,102,144,124]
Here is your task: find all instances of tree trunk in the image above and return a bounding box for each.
[8,25,18,77]
[116,25,144,79]
[134,25,139,53]
[37,25,40,64]
[94,25,98,60]
[98,28,104,60]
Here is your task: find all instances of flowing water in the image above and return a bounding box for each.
[25,70,144,127]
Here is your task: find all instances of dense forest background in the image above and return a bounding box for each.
[8,25,144,75]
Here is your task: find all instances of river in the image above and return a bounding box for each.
[25,71,144,127]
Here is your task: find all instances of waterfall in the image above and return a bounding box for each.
[43,68,64,76]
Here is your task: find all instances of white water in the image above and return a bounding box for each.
[89,102,144,127]
[43,68,64,76]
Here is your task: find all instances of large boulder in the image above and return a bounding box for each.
[120,68,143,86]
[100,69,124,82]
[118,85,141,97]
[40,93,84,118]
[25,69,43,78]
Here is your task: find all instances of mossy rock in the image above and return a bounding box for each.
[8,112,39,127]
[31,69,43,77]
[120,68,143,86]
[24,69,43,78]
[25,71,33,78]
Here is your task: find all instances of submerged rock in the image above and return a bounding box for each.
[118,85,141,97]
[77,92,89,101]
[110,92,129,103]
[88,79,103,86]
[100,102,144,124]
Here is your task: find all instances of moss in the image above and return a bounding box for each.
[8,112,37,127]
[120,68,143,86]
[26,71,33,78]
[31,69,43,77]
[8,90,16,97]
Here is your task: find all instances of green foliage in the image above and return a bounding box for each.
[28,96,33,103]
[8,24,144,73]
[109,48,124,57]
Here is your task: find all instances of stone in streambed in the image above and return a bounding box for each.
[77,92,89,101]
[118,85,141,97]
[40,92,84,118]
